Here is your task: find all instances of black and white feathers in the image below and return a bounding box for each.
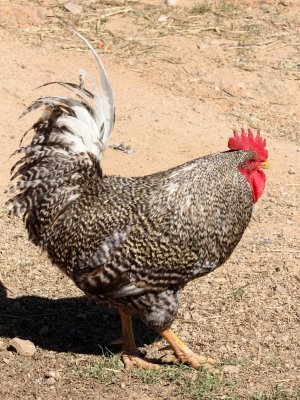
[6,31,259,331]
[6,29,114,244]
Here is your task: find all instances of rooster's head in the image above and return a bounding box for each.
[228,128,268,203]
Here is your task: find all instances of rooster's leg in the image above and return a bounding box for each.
[114,309,159,370]
[159,328,215,369]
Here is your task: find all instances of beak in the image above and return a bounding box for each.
[260,160,269,169]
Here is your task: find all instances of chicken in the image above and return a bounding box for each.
[6,30,269,370]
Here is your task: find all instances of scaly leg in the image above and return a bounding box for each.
[158,328,215,369]
[111,309,159,370]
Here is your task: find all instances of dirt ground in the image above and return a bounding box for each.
[0,0,299,399]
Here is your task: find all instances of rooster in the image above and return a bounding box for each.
[6,30,269,370]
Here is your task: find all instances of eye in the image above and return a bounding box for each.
[240,162,247,170]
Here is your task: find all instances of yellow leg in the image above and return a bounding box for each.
[159,328,216,369]
[109,309,138,353]
[111,309,159,370]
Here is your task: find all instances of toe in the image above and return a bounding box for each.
[121,354,160,370]
[189,354,216,369]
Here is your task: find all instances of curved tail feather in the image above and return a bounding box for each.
[6,30,114,245]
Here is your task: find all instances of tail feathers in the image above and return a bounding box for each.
[6,30,114,244]
[70,27,114,147]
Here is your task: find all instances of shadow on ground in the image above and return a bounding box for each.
[0,280,157,354]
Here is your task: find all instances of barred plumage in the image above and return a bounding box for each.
[6,29,268,369]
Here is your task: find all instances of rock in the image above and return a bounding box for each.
[9,337,36,357]
[45,371,56,379]
[288,167,296,174]
[165,0,176,6]
[64,2,82,14]
[158,15,168,22]
[111,143,134,154]
[45,377,56,385]
[223,365,241,375]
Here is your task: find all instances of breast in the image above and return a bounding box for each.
[135,152,254,278]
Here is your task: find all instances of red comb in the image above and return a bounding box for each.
[228,128,268,162]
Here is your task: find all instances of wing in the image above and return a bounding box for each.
[75,212,200,298]
[76,226,150,298]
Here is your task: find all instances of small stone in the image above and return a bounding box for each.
[120,382,126,389]
[3,358,10,364]
[64,2,82,14]
[223,365,241,375]
[288,167,296,174]
[9,338,36,357]
[111,143,134,154]
[165,0,176,6]
[46,377,56,385]
[158,15,168,22]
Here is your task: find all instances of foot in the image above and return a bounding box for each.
[121,353,160,370]
[158,328,216,369]
[163,351,215,368]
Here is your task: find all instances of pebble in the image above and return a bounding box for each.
[46,377,56,385]
[45,371,56,379]
[158,15,168,22]
[288,167,296,174]
[111,143,134,155]
[64,2,82,14]
[165,0,176,6]
[9,338,36,357]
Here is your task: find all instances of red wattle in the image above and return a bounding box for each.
[239,167,266,203]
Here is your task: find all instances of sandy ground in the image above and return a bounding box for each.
[0,1,299,399]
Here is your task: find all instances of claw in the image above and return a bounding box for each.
[122,353,160,370]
